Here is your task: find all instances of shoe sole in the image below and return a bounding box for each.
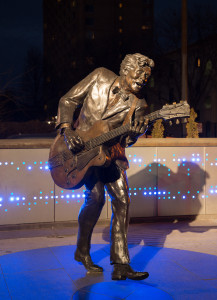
[112,274,149,281]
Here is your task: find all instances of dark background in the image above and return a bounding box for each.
[0,0,217,138]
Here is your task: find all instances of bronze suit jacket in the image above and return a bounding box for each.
[56,67,147,169]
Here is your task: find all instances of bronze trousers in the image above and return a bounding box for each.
[76,163,130,264]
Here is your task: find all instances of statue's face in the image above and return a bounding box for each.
[124,66,151,93]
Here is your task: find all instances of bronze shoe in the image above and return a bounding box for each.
[74,249,103,272]
[112,264,149,280]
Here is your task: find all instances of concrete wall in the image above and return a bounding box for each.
[0,138,217,225]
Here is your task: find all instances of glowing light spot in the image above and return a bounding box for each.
[66,195,70,198]
[28,208,31,211]
[45,202,48,204]
[168,174,170,176]
[16,197,20,201]
[149,192,152,195]
[10,197,14,201]
[34,162,37,164]
[34,197,37,200]
[5,209,8,212]
[11,162,14,165]
[144,192,147,195]
[182,196,186,199]
[17,167,19,170]
[23,162,25,165]
[5,162,8,165]
[22,197,25,200]
[61,195,64,198]
[28,166,32,170]
[0,197,2,201]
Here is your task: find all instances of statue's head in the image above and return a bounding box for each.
[119,53,154,94]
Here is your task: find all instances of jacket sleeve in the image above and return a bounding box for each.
[55,68,100,128]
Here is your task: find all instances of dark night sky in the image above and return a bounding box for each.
[0,0,42,87]
[0,0,217,88]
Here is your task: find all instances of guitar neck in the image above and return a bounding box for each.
[145,110,162,122]
[84,123,131,151]
[84,110,162,151]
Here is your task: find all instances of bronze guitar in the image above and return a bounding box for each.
[49,101,190,189]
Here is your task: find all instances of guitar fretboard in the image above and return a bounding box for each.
[84,123,131,151]
[83,109,162,151]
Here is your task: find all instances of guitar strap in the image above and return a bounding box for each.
[122,95,139,125]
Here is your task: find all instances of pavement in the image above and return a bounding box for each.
[1,218,217,299]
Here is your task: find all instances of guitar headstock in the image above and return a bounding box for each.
[159,101,190,121]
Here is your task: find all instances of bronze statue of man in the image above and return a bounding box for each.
[55,53,154,280]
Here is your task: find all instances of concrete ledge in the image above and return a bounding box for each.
[1,137,217,149]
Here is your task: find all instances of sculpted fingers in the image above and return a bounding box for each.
[62,128,84,152]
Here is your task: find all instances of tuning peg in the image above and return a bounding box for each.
[169,120,173,126]
[173,102,177,105]
[176,119,180,125]
[181,118,188,123]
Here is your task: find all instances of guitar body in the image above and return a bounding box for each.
[49,101,190,190]
[49,121,111,189]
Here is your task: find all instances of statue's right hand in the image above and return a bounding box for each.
[62,127,84,152]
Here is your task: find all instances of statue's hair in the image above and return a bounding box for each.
[120,53,154,76]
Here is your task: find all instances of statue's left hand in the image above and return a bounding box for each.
[130,116,148,137]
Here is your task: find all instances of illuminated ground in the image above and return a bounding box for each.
[1,219,217,299]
